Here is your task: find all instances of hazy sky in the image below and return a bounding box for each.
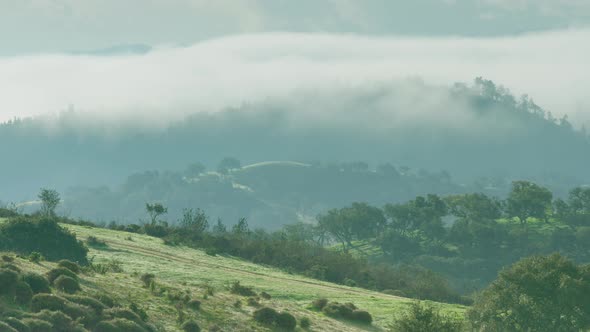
[0,1,588,126]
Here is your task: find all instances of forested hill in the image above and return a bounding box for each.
[1,78,589,203]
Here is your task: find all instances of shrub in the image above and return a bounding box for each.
[1,318,28,332]
[104,308,143,325]
[14,282,33,305]
[393,302,463,332]
[344,278,357,287]
[322,302,353,319]
[300,317,311,329]
[0,269,19,296]
[93,293,117,308]
[34,310,82,332]
[246,297,259,307]
[86,236,107,248]
[129,302,149,322]
[1,255,14,262]
[0,217,88,264]
[311,298,328,310]
[21,319,52,332]
[93,320,119,332]
[64,295,107,314]
[27,253,42,264]
[0,321,18,332]
[260,291,271,300]
[57,260,81,274]
[47,267,78,284]
[229,281,256,296]
[186,299,201,311]
[351,310,373,324]
[31,294,67,312]
[21,273,50,295]
[140,273,155,288]
[54,275,80,294]
[276,312,297,330]
[181,320,201,332]
[1,264,20,273]
[253,307,279,325]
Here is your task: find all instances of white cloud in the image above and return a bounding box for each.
[0,29,588,127]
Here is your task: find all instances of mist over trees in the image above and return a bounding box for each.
[0,78,588,205]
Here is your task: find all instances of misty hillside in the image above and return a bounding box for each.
[1,78,588,207]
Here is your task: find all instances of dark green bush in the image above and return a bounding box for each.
[186,299,201,310]
[93,320,119,332]
[47,267,78,283]
[393,302,463,332]
[140,273,155,288]
[181,320,201,332]
[246,297,260,307]
[57,260,81,274]
[14,282,33,305]
[351,310,372,324]
[21,319,52,332]
[0,268,19,294]
[276,312,297,330]
[229,281,256,296]
[0,217,88,264]
[103,308,143,325]
[1,255,14,262]
[22,273,50,294]
[1,318,29,332]
[93,293,117,308]
[54,275,80,294]
[311,298,328,310]
[27,253,42,264]
[260,291,271,299]
[64,295,107,314]
[0,321,18,332]
[253,307,279,325]
[322,302,353,319]
[1,264,20,273]
[86,236,107,248]
[34,310,84,332]
[31,294,68,312]
[300,317,311,329]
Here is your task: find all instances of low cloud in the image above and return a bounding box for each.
[0,29,588,127]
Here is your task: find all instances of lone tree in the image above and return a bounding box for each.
[468,254,590,331]
[506,181,552,226]
[146,203,167,224]
[38,188,61,217]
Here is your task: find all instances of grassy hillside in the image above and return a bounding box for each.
[1,222,465,331]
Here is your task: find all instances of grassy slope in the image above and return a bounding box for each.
[55,224,465,331]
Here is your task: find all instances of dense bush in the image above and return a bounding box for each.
[0,264,20,273]
[0,268,19,294]
[322,302,353,319]
[181,320,201,332]
[86,236,107,248]
[47,267,78,283]
[57,260,81,274]
[229,281,256,297]
[311,298,328,310]
[21,318,52,332]
[0,321,18,332]
[1,318,28,332]
[351,310,373,324]
[260,291,271,300]
[276,312,297,330]
[64,295,107,314]
[34,310,85,332]
[186,299,201,311]
[14,282,33,305]
[54,275,80,294]
[253,307,279,325]
[22,273,51,294]
[139,273,155,288]
[95,319,146,332]
[0,217,88,264]
[300,317,311,329]
[392,302,463,332]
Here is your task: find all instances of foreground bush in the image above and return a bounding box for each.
[0,321,18,332]
[0,217,88,264]
[57,260,81,274]
[392,302,463,332]
[47,267,78,283]
[14,281,34,305]
[468,254,590,332]
[1,318,28,332]
[276,312,297,330]
[21,318,52,332]
[253,307,279,325]
[0,268,19,295]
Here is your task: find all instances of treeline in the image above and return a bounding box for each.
[315,181,590,292]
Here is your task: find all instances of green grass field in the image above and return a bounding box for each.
[66,225,465,331]
[0,221,466,331]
